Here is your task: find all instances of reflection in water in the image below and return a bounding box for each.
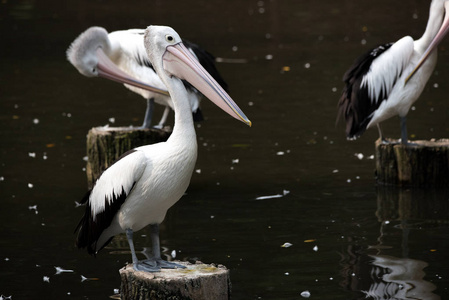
[364,255,439,300]
[340,186,448,300]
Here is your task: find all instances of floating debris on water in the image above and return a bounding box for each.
[43,276,50,283]
[281,242,293,248]
[255,194,282,200]
[232,159,239,164]
[81,275,99,282]
[313,245,318,252]
[28,205,38,214]
[255,190,289,200]
[301,290,311,298]
[108,117,115,123]
[28,183,34,188]
[354,153,364,160]
[171,250,176,258]
[28,152,36,158]
[332,169,339,173]
[33,118,39,124]
[75,201,83,208]
[195,169,201,174]
[304,239,316,243]
[0,295,12,300]
[55,266,74,275]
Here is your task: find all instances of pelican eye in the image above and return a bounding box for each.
[165,35,174,43]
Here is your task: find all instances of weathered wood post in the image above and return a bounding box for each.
[119,261,231,300]
[86,126,171,188]
[375,138,449,187]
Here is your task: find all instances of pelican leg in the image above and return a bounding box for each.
[141,98,155,129]
[125,228,160,272]
[376,124,387,143]
[154,106,171,129]
[141,224,186,269]
[400,116,408,145]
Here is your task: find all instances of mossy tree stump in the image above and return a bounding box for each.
[375,138,449,187]
[86,126,171,188]
[119,261,231,300]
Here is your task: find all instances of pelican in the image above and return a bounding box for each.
[75,25,251,272]
[337,0,449,144]
[67,26,228,128]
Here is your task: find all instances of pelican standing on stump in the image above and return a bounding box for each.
[338,0,449,145]
[74,25,251,272]
[67,26,228,128]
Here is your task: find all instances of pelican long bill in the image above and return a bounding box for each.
[96,48,169,96]
[162,42,252,126]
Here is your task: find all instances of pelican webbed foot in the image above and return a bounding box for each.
[142,257,186,269]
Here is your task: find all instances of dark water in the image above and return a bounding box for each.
[1,0,449,299]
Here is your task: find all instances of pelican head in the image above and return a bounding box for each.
[67,27,111,78]
[144,25,252,126]
[67,26,168,95]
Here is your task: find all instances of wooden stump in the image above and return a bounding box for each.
[119,261,231,300]
[375,138,449,187]
[86,126,171,188]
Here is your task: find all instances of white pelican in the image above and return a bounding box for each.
[67,26,228,128]
[337,0,449,144]
[75,25,251,272]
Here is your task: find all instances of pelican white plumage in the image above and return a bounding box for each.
[75,25,251,272]
[338,0,449,144]
[67,26,228,128]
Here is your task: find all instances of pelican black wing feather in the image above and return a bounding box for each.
[337,43,393,139]
[75,150,137,255]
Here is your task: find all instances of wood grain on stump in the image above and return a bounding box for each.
[119,261,231,300]
[375,138,449,187]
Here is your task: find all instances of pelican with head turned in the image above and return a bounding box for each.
[338,0,449,145]
[67,27,227,128]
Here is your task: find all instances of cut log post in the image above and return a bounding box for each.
[119,261,231,300]
[375,138,449,187]
[86,126,171,188]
